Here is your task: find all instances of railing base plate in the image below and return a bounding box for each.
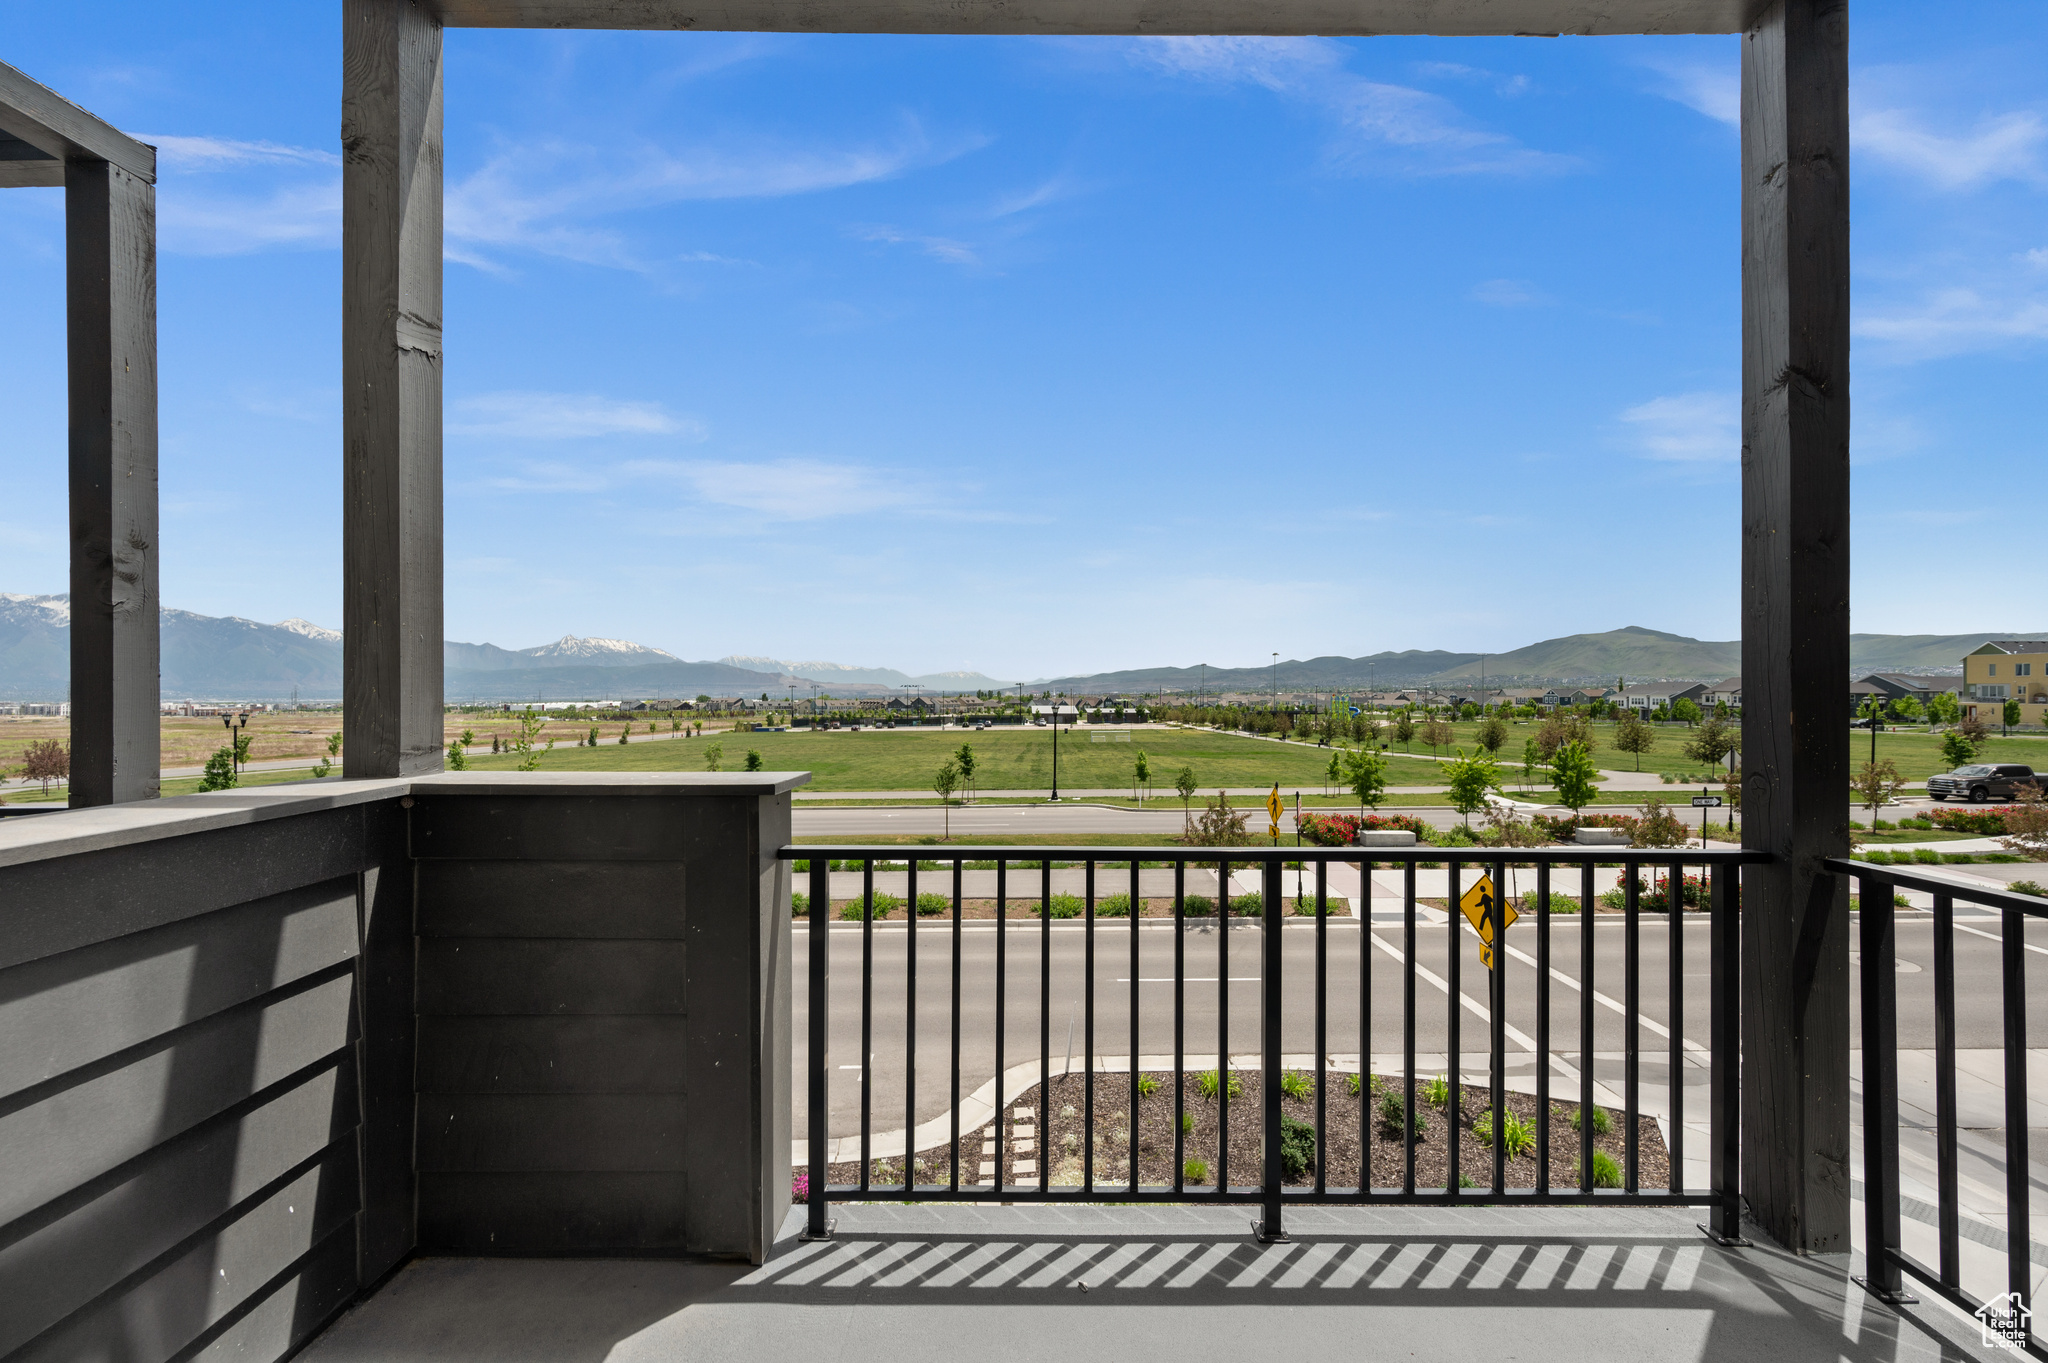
[1852,1275,1918,1306]
[1252,1220,1290,1244]
[1698,1222,1751,1248]
[800,1219,838,1243]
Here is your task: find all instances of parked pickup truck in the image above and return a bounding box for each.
[1926,764,2043,802]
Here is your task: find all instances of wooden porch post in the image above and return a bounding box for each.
[1739,0,1852,1254]
[66,158,160,806]
[342,0,444,777]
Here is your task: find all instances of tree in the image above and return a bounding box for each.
[617,726,629,745]
[1175,765,1198,812]
[1550,740,1599,814]
[1613,710,1656,771]
[1475,714,1509,755]
[21,738,71,794]
[703,742,724,772]
[1670,697,1702,727]
[313,730,343,778]
[513,708,546,772]
[1324,751,1341,797]
[745,748,764,771]
[2002,782,2048,859]
[1855,758,1908,821]
[198,746,238,792]
[1178,791,1256,848]
[1443,748,1502,826]
[1394,710,1417,751]
[932,757,960,819]
[1958,711,1989,746]
[587,725,600,748]
[2005,698,2024,731]
[1681,714,1738,771]
[1940,729,1979,770]
[1342,745,1388,815]
[1520,737,1542,791]
[1421,717,1454,756]
[955,743,977,802]
[1133,750,1150,803]
[1889,694,1923,724]
[1928,691,1961,726]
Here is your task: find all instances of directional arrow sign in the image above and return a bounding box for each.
[1691,795,1723,808]
[1457,873,1518,971]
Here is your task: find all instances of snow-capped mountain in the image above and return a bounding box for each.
[524,635,679,665]
[277,617,343,644]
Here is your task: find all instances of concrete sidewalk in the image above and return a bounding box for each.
[298,1204,1986,1363]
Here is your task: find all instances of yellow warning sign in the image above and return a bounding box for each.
[1267,785,1283,842]
[1458,873,1518,971]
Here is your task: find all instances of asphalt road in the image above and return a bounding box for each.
[792,911,2048,1140]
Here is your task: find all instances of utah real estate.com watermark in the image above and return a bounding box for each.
[1976,1291,2030,1351]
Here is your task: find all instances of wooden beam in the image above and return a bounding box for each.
[0,127,63,188]
[432,0,1761,34]
[0,61,155,183]
[66,159,161,808]
[343,0,446,778]
[1738,0,1850,1255]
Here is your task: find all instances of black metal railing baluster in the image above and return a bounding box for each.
[1315,857,1327,1199]
[1085,860,1096,1196]
[1447,858,1461,1198]
[2002,903,2031,1342]
[995,858,1007,1197]
[1624,858,1640,1193]
[1668,857,1684,1193]
[1855,870,1910,1303]
[1360,850,1372,1201]
[807,856,832,1238]
[950,858,962,1196]
[1580,855,1595,1197]
[1259,855,1284,1240]
[1704,863,1745,1244]
[1490,855,1507,1199]
[905,858,917,1189]
[861,858,874,1193]
[1039,857,1051,1196]
[1932,892,1959,1288]
[1404,858,1417,1198]
[1536,860,1551,1196]
[1174,859,1185,1196]
[1130,857,1140,1194]
[1218,857,1231,1198]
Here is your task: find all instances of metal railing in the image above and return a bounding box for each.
[1831,856,2046,1356]
[785,844,1759,1242]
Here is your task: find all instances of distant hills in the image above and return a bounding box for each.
[4,594,2042,702]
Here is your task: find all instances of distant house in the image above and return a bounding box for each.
[1540,686,1613,708]
[1854,673,1954,706]
[1705,677,1742,709]
[1614,682,1709,714]
[1963,640,2048,726]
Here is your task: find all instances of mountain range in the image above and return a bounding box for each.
[3,595,2041,702]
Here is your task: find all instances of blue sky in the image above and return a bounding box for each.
[2,5,2043,680]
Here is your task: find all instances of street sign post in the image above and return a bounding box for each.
[1267,785,1282,844]
[1457,873,1518,971]
[1692,789,1723,848]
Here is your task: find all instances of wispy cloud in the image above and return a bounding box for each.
[1470,278,1549,308]
[446,124,974,272]
[1857,285,2048,359]
[627,457,931,521]
[1854,108,2047,190]
[1636,57,1738,127]
[449,392,707,440]
[1126,37,1574,177]
[141,133,339,170]
[158,180,340,254]
[1618,391,1737,462]
[848,224,981,267]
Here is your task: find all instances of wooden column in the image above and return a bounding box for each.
[67,158,160,806]
[1738,0,1851,1255]
[343,0,444,777]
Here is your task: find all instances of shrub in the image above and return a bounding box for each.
[1180,1111,1196,1135]
[1042,893,1084,919]
[1136,1073,1159,1097]
[1229,893,1264,918]
[1296,812,1361,847]
[1183,1158,1210,1184]
[868,892,903,918]
[1564,1103,1613,1136]
[1279,1070,1314,1101]
[1197,1070,1244,1102]
[1347,1072,1365,1097]
[1585,1150,1623,1189]
[1096,892,1132,918]
[1518,890,1581,916]
[1423,1074,1451,1108]
[838,900,864,922]
[1290,896,1316,916]
[915,892,948,917]
[1184,894,1217,916]
[791,891,809,917]
[1632,798,1692,848]
[1473,1109,1537,1160]
[792,1170,809,1204]
[1912,847,1943,865]
[2011,881,2047,898]
[1929,806,2015,835]
[1378,1090,1424,1140]
[1278,1115,1317,1181]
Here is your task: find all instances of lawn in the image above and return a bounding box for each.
[456,725,1452,792]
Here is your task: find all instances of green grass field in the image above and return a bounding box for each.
[457,726,1452,792]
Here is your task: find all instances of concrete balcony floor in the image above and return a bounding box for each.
[301,1206,1986,1363]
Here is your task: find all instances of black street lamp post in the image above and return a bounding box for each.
[222,711,249,776]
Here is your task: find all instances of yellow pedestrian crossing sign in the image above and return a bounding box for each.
[1267,786,1283,841]
[1458,873,1518,971]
